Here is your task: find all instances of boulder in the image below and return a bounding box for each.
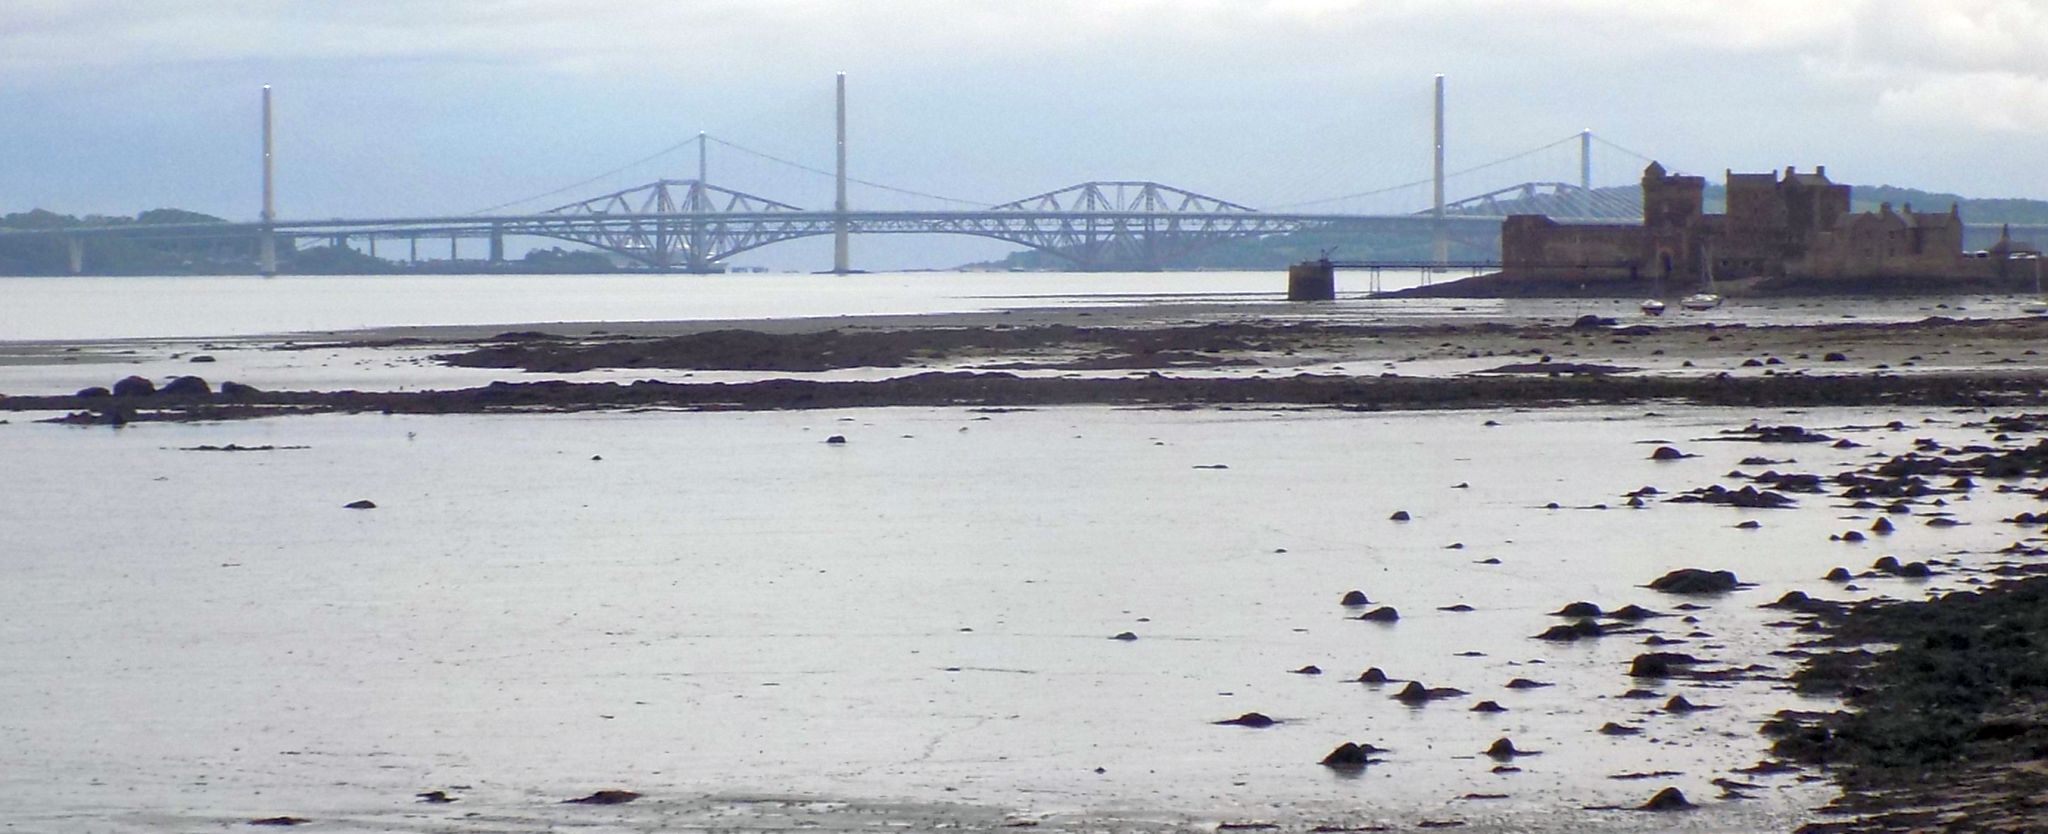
[1215,712,1278,727]
[1505,678,1553,689]
[1393,681,1467,703]
[1470,700,1507,713]
[1606,604,1664,621]
[1356,667,1392,684]
[1629,652,1702,679]
[1389,510,1411,521]
[1109,631,1138,641]
[159,376,211,397]
[344,500,377,509]
[1641,787,1695,811]
[1823,567,1852,582]
[1290,665,1323,675]
[219,381,262,398]
[111,375,155,397]
[75,386,111,398]
[1356,606,1400,623]
[1598,722,1642,736]
[1339,590,1371,606]
[1649,446,1691,461]
[1647,568,1741,594]
[1552,601,1603,617]
[416,791,456,804]
[824,435,848,444]
[1484,737,1535,758]
[1534,620,1607,642]
[1320,742,1379,769]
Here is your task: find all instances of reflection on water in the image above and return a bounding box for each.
[1,403,2025,830]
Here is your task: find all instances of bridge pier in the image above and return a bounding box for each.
[489,225,504,263]
[1287,259,1336,301]
[65,237,83,275]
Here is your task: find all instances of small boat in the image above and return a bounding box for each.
[1680,293,1723,311]
[1681,244,1723,311]
[1639,299,1667,317]
[2022,255,2047,314]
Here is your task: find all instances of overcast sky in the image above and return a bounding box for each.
[2,0,2044,269]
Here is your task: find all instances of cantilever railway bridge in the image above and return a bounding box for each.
[0,179,1622,274]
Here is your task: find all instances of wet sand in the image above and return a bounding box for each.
[10,303,2048,831]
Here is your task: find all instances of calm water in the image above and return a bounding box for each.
[0,270,2027,342]
[2,403,2032,831]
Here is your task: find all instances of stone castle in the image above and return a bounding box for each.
[1501,162,2032,287]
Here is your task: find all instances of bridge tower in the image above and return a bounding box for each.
[833,72,850,274]
[1432,74,1448,265]
[259,85,278,276]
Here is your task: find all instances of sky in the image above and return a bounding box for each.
[2,0,2045,269]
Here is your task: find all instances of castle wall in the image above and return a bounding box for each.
[1503,162,1992,287]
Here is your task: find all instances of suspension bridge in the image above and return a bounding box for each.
[2,78,1657,274]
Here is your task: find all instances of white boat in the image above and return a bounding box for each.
[2022,254,2047,314]
[1680,293,1723,311]
[1639,299,1667,316]
[1681,244,1723,311]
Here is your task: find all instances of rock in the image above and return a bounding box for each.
[1629,652,1702,679]
[1606,604,1664,621]
[74,386,111,398]
[1290,665,1323,675]
[1620,688,1663,699]
[247,818,311,827]
[1927,517,1962,528]
[1393,681,1466,704]
[825,435,847,444]
[1389,510,1411,521]
[1110,631,1138,641]
[563,790,641,805]
[190,354,216,363]
[1735,520,1761,529]
[1339,590,1371,606]
[1640,787,1695,811]
[1823,567,1852,581]
[1470,700,1507,713]
[1762,590,1812,609]
[159,376,211,397]
[1840,530,1866,542]
[1505,678,1552,689]
[1356,606,1400,622]
[1356,667,1392,684]
[1647,568,1742,594]
[1872,556,1902,574]
[1598,722,1642,736]
[1534,620,1607,642]
[111,375,156,397]
[1664,695,1706,712]
[219,380,262,398]
[1438,604,1475,612]
[1570,314,1618,329]
[1897,561,1933,577]
[1870,517,1895,534]
[1215,712,1278,727]
[1552,601,1603,617]
[1320,742,1379,768]
[1484,737,1536,758]
[416,790,456,803]
[344,500,376,509]
[1649,446,1691,461]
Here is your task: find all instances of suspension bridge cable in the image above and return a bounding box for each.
[706,136,992,207]
[465,135,705,215]
[1271,132,1585,209]
[1590,134,1658,165]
